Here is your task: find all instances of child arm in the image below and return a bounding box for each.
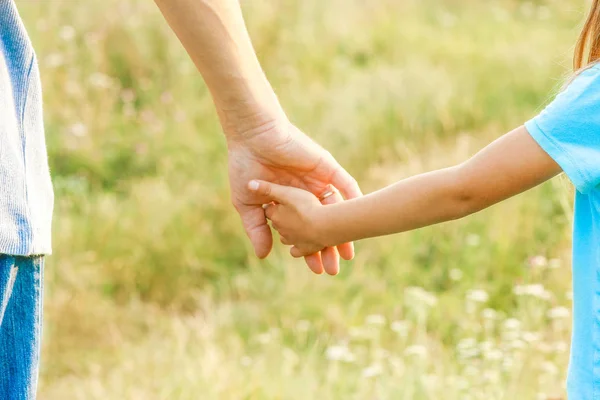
[319,126,561,247]
[249,126,562,257]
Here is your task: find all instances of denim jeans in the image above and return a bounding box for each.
[0,255,43,400]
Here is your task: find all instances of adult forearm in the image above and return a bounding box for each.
[321,167,472,245]
[155,0,283,135]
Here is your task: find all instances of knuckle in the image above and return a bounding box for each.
[263,185,271,196]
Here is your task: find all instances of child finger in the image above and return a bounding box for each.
[263,203,278,220]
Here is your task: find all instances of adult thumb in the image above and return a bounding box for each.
[248,180,294,204]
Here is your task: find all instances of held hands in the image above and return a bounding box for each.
[248,180,332,259]
[227,117,361,275]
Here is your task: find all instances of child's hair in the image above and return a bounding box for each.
[574,0,600,70]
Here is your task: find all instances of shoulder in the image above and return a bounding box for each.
[565,64,600,96]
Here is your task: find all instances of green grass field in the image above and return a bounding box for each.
[18,0,585,398]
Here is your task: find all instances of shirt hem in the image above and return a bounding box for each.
[0,242,52,257]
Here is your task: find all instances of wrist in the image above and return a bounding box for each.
[313,204,343,248]
[219,103,287,142]
[214,77,286,141]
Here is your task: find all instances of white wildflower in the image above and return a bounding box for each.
[88,73,113,89]
[457,337,477,349]
[256,331,272,345]
[541,361,559,376]
[509,339,526,350]
[522,331,541,343]
[365,314,386,326]
[502,357,514,370]
[479,340,494,352]
[348,327,369,339]
[466,289,489,303]
[449,268,463,281]
[405,286,438,307]
[362,364,383,378]
[404,345,427,357]
[482,308,498,320]
[68,122,87,137]
[296,320,311,332]
[45,53,64,68]
[390,320,410,337]
[59,25,76,41]
[547,306,570,319]
[484,349,504,361]
[457,338,479,359]
[554,341,568,353]
[325,345,355,363]
[513,284,551,300]
[503,318,521,330]
[483,370,500,383]
[466,234,480,247]
[528,255,548,268]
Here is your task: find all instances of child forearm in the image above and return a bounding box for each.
[321,167,472,245]
[320,126,563,246]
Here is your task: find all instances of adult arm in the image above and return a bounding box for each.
[154,0,362,275]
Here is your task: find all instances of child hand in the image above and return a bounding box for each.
[248,180,329,258]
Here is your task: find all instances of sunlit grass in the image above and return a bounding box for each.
[15,0,584,398]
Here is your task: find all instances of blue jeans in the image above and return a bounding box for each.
[0,255,43,400]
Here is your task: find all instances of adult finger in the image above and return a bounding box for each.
[238,203,273,259]
[293,246,323,259]
[321,246,340,275]
[330,163,362,200]
[303,252,324,275]
[280,235,291,245]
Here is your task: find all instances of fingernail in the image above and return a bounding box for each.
[248,180,259,191]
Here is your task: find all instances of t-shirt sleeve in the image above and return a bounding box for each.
[524,66,600,194]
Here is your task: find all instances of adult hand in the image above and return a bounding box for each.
[227,116,362,275]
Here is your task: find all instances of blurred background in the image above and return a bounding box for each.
[17,0,582,398]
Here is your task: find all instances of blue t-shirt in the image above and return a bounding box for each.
[525,65,600,399]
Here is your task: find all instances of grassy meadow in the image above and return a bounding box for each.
[16,0,586,398]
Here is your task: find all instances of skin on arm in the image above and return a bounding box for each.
[154,0,362,275]
[154,0,282,132]
[252,126,562,257]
